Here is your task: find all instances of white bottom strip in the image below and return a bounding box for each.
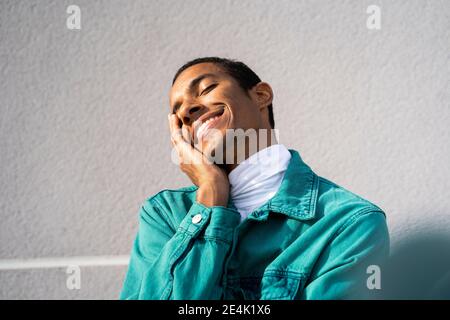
[0,255,130,270]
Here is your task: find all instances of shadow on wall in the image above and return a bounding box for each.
[381,231,450,299]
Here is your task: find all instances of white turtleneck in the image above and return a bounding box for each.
[228,144,292,221]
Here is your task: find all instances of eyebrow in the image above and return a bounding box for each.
[171,73,217,114]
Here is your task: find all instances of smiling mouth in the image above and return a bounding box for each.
[193,108,225,142]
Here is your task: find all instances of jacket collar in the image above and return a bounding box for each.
[231,149,319,221]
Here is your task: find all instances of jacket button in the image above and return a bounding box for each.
[192,214,202,224]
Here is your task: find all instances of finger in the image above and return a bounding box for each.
[168,114,195,164]
[168,113,178,134]
[168,113,181,134]
[168,114,184,144]
[181,125,192,145]
[167,114,206,165]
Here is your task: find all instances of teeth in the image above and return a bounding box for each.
[196,116,220,140]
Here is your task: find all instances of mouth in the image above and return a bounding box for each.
[193,108,225,142]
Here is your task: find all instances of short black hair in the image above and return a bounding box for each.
[172,57,275,129]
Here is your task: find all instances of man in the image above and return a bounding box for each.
[120,57,389,300]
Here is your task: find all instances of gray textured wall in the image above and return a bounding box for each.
[0,0,449,299]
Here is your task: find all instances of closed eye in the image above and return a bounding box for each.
[200,83,218,96]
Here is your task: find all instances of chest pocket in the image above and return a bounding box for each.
[260,269,305,300]
[225,269,305,300]
[225,277,262,300]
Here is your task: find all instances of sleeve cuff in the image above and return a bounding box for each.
[178,201,241,241]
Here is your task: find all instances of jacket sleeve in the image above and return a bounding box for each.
[120,198,241,300]
[300,210,390,300]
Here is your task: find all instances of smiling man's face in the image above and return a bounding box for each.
[169,62,273,165]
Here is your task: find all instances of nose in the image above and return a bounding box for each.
[178,103,204,126]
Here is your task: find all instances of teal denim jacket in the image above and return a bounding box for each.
[120,149,389,300]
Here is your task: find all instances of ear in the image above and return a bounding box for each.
[253,82,273,111]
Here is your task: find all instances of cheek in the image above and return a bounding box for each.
[228,103,258,129]
[212,86,253,127]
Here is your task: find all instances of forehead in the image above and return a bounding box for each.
[170,63,227,100]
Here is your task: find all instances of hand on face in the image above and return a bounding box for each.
[168,113,230,207]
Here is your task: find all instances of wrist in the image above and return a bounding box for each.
[196,182,229,207]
